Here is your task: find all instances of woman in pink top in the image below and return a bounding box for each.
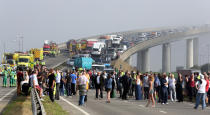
[204,74,209,105]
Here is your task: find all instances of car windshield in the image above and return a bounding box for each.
[93,48,98,51]
[7,60,14,65]
[19,58,29,63]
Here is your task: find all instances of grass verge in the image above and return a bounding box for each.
[2,96,32,115]
[42,96,68,115]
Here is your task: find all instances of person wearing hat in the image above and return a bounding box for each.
[194,74,207,110]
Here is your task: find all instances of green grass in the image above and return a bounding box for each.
[2,96,32,115]
[42,96,68,115]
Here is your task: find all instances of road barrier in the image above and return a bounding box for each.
[31,88,46,115]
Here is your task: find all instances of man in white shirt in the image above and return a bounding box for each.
[194,74,207,110]
[33,70,42,98]
[55,70,61,100]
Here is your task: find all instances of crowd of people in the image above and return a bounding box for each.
[1,64,210,110]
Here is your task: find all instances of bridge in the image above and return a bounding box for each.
[59,24,210,73]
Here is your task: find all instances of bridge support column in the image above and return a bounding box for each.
[162,43,171,73]
[186,39,194,69]
[137,51,143,71]
[126,55,132,65]
[142,48,150,72]
[193,38,199,66]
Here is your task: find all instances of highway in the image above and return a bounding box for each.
[57,89,210,115]
[0,78,16,113]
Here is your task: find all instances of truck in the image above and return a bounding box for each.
[112,35,123,45]
[81,40,87,50]
[30,48,44,61]
[17,54,34,70]
[43,41,59,57]
[74,57,93,70]
[2,53,20,67]
[86,39,98,52]
[67,40,77,54]
[91,42,105,56]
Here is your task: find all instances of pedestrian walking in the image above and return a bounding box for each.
[77,71,88,106]
[122,72,130,100]
[194,74,207,110]
[95,72,104,99]
[146,75,155,107]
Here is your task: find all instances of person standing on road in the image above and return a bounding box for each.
[117,72,123,98]
[143,73,149,100]
[105,74,112,103]
[146,75,155,107]
[66,71,72,96]
[71,71,77,96]
[154,73,161,102]
[10,69,16,87]
[161,73,168,105]
[176,73,183,102]
[95,72,105,99]
[55,69,61,100]
[135,72,142,100]
[48,69,56,102]
[189,73,196,102]
[122,72,130,100]
[77,71,88,106]
[194,74,207,110]
[17,68,24,95]
[3,68,8,87]
[204,74,209,105]
[169,74,177,102]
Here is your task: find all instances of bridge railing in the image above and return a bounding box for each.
[31,88,46,115]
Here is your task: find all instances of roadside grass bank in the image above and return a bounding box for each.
[42,96,68,115]
[2,95,32,115]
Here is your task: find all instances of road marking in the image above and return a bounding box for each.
[138,105,145,108]
[159,110,167,114]
[0,88,16,101]
[60,96,90,115]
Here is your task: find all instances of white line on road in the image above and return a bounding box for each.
[0,88,16,101]
[159,110,167,114]
[138,105,145,108]
[60,96,90,115]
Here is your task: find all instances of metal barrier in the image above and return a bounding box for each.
[31,88,46,115]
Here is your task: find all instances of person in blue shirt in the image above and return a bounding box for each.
[154,73,161,102]
[71,71,77,95]
[105,74,112,103]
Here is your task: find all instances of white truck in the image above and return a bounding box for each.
[91,42,106,55]
[112,35,123,45]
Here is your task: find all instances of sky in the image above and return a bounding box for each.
[0,0,210,71]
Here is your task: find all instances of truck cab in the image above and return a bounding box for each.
[91,42,105,55]
[17,54,33,70]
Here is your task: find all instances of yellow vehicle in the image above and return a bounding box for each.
[30,48,44,61]
[76,43,81,52]
[17,54,34,70]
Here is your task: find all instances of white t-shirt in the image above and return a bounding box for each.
[78,75,88,85]
[169,78,176,88]
[197,79,207,93]
[56,72,61,83]
[166,76,169,88]
[32,74,39,86]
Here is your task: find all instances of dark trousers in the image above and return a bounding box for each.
[122,88,128,100]
[66,83,71,96]
[144,87,149,99]
[55,83,60,100]
[49,88,54,102]
[155,86,161,102]
[162,87,168,103]
[189,87,195,101]
[176,85,183,102]
[119,88,122,98]
[71,83,76,95]
[96,84,103,98]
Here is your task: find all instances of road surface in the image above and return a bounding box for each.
[0,78,16,113]
[57,89,210,115]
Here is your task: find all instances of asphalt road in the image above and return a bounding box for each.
[57,89,210,115]
[0,78,16,113]
[44,53,69,68]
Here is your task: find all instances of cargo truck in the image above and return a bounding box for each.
[74,57,93,70]
[91,42,105,56]
[30,48,44,61]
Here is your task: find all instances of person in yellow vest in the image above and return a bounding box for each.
[84,70,90,102]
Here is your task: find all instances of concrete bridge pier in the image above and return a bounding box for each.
[142,48,150,72]
[137,50,143,71]
[186,39,194,69]
[162,43,171,73]
[193,38,199,66]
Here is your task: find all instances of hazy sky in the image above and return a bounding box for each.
[1,0,210,71]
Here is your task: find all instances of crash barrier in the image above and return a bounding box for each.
[31,88,46,115]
